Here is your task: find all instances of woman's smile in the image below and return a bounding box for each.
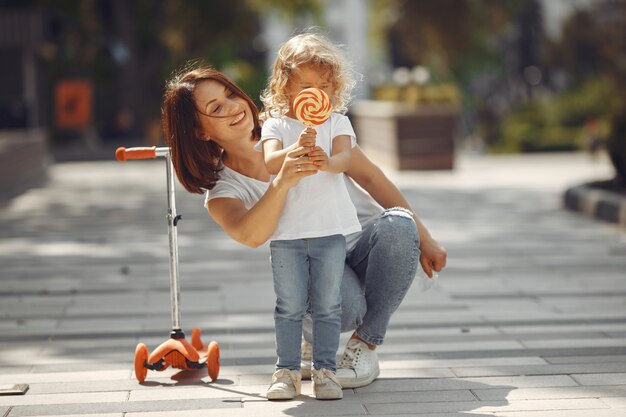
[230,110,246,126]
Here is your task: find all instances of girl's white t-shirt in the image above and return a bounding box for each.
[253,113,361,241]
[205,164,383,251]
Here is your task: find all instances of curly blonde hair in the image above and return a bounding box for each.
[260,32,356,121]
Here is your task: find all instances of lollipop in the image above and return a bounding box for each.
[293,88,333,126]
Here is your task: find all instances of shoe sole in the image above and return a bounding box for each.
[315,393,343,400]
[337,366,380,388]
[267,394,295,400]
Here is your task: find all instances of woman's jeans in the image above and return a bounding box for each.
[270,234,345,371]
[303,208,420,346]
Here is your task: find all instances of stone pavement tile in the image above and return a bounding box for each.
[238,374,277,386]
[128,385,254,401]
[242,396,366,416]
[473,385,626,400]
[380,357,547,370]
[499,324,626,335]
[356,375,578,394]
[520,337,626,349]
[0,391,128,407]
[544,355,626,364]
[216,364,274,377]
[24,376,228,395]
[377,368,457,379]
[372,340,526,354]
[0,367,32,375]
[126,412,269,417]
[572,373,626,386]
[352,389,477,403]
[494,411,626,417]
[7,398,240,417]
[0,370,131,384]
[452,362,626,377]
[436,346,626,360]
[365,398,608,415]
[7,415,122,417]
[601,397,626,408]
[384,326,502,338]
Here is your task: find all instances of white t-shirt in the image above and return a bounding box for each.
[254,114,361,240]
[205,165,383,251]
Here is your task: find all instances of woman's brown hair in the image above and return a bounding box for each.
[162,64,260,193]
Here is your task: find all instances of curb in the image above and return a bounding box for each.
[564,183,626,228]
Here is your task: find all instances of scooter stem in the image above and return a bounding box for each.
[165,150,183,332]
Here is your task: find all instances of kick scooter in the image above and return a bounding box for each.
[115,146,220,383]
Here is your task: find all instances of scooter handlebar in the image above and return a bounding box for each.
[115,146,157,162]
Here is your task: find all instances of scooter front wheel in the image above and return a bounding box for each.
[134,343,149,383]
[207,341,220,381]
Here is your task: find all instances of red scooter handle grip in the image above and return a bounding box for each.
[115,146,157,162]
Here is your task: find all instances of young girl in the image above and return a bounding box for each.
[257,32,360,400]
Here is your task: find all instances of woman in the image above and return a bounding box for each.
[162,65,447,389]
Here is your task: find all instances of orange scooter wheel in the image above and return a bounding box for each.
[134,343,149,383]
[207,341,220,381]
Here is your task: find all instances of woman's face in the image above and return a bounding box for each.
[193,80,254,143]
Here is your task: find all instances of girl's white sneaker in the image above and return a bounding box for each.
[312,368,343,400]
[266,369,302,400]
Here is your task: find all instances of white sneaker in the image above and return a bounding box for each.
[312,368,343,400]
[300,338,312,380]
[266,369,301,400]
[336,338,380,388]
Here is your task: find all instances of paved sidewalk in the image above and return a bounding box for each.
[0,151,625,417]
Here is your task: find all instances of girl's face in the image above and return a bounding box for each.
[193,80,254,143]
[285,64,334,117]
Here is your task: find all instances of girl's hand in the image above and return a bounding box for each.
[297,127,317,149]
[307,146,329,171]
[274,146,318,189]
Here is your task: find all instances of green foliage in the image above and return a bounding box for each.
[493,78,613,153]
[245,0,324,22]
[373,83,461,107]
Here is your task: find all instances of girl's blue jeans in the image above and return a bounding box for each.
[270,234,345,372]
[303,208,420,346]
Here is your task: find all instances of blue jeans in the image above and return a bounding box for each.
[270,234,345,371]
[303,208,420,346]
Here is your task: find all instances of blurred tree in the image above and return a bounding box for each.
[0,0,265,144]
[545,0,625,186]
[381,0,542,144]
[246,0,323,22]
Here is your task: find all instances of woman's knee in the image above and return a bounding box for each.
[375,207,420,247]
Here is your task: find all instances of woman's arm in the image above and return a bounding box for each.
[208,146,317,248]
[345,146,447,277]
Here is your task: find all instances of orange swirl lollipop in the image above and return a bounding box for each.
[293,88,333,126]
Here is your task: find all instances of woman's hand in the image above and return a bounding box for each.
[274,146,318,189]
[419,236,447,278]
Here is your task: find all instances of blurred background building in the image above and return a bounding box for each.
[0,0,624,193]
